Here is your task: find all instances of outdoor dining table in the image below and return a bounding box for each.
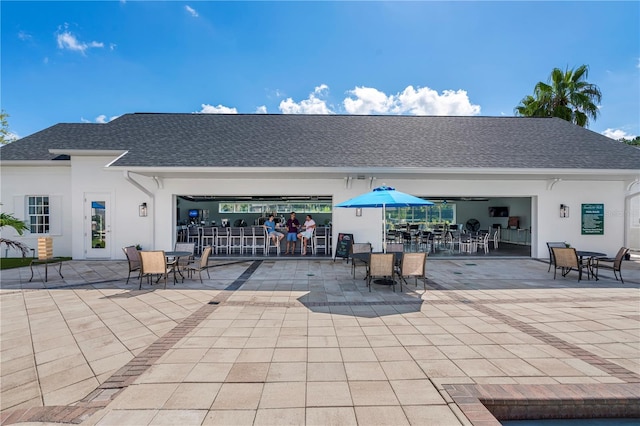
[165,251,192,283]
[576,250,607,280]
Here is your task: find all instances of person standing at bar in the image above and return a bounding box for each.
[285,212,300,254]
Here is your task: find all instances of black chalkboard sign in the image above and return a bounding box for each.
[334,233,354,261]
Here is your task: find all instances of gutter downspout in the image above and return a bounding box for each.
[124,171,156,249]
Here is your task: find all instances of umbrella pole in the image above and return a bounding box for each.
[383,204,387,253]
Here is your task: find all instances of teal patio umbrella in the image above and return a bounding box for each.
[335,186,434,252]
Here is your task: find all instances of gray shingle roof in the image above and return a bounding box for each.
[2,113,639,170]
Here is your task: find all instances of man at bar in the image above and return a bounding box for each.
[264,214,284,248]
[285,212,300,254]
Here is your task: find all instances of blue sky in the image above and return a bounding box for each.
[2,1,639,141]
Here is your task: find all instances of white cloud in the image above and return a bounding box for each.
[56,24,104,54]
[343,87,394,115]
[263,88,285,101]
[81,115,119,124]
[200,84,481,117]
[279,85,333,114]
[198,104,238,114]
[18,31,32,41]
[185,5,199,17]
[344,85,480,116]
[602,128,636,140]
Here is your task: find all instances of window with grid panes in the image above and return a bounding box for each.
[28,196,50,234]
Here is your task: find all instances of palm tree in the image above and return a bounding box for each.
[515,65,602,127]
[0,212,30,257]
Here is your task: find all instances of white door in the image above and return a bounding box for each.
[85,193,112,258]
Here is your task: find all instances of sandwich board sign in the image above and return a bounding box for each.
[334,233,353,261]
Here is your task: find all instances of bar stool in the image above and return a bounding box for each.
[228,227,243,254]
[252,226,267,255]
[301,230,315,255]
[201,227,216,254]
[314,226,329,255]
[266,233,281,255]
[187,226,201,254]
[216,227,230,254]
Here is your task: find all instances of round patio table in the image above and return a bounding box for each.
[575,251,606,280]
[165,251,192,283]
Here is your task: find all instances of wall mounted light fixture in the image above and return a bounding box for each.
[139,202,148,217]
[560,204,569,218]
[355,208,362,217]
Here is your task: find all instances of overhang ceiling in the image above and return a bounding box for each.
[178,195,333,203]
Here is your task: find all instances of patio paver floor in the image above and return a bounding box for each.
[1,256,639,425]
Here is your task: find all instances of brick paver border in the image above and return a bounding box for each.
[1,261,260,425]
[445,383,640,426]
[471,303,640,383]
[2,261,638,425]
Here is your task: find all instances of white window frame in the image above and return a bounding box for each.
[27,196,50,234]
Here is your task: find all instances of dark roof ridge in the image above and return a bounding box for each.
[125,112,553,120]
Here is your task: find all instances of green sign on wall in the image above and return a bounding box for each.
[581,204,604,235]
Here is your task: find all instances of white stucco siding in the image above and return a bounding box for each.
[69,157,154,260]
[628,194,640,249]
[0,165,72,257]
[536,180,628,258]
[1,160,633,260]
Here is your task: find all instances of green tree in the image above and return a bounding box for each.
[619,136,640,146]
[515,65,602,128]
[0,211,30,257]
[1,110,17,145]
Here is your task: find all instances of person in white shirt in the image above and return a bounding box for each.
[297,215,316,255]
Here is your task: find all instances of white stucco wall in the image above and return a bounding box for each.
[0,165,72,257]
[1,159,634,261]
[69,157,155,259]
[628,193,640,249]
